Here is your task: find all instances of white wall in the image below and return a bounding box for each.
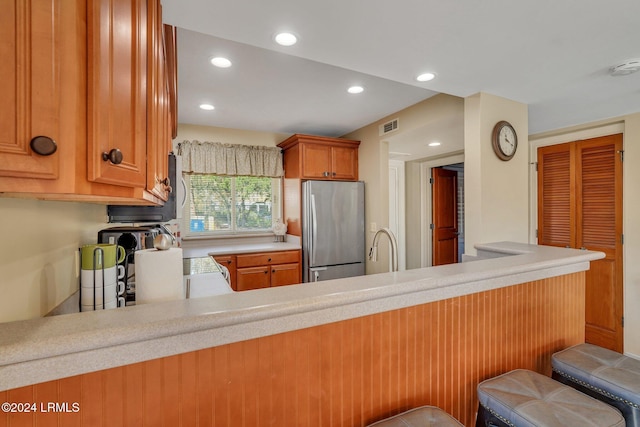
[344,94,464,274]
[464,93,529,255]
[0,199,107,323]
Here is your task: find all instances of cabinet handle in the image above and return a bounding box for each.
[102,148,123,165]
[30,136,57,156]
[158,177,172,193]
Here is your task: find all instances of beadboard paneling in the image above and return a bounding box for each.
[1,272,585,427]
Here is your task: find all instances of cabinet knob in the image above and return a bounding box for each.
[323,171,330,177]
[268,258,272,262]
[160,177,171,187]
[332,172,336,176]
[264,270,268,274]
[102,148,123,165]
[227,260,232,265]
[272,269,276,273]
[30,136,57,156]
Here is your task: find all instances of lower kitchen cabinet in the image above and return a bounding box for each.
[214,250,301,292]
[212,255,237,290]
[236,266,271,291]
[271,263,301,287]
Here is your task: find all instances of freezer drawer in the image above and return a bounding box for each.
[306,263,364,282]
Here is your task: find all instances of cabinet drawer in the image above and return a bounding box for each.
[236,250,300,267]
[236,266,271,291]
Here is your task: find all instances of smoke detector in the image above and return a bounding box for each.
[609,59,640,76]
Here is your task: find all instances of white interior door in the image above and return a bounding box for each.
[389,160,406,271]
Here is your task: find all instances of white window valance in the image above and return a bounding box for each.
[177,140,284,177]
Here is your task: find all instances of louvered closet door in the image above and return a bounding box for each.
[538,134,623,352]
[537,143,575,249]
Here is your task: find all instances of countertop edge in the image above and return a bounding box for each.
[0,242,603,391]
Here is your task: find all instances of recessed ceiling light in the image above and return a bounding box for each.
[347,86,364,94]
[199,104,215,111]
[210,57,232,68]
[428,141,441,147]
[274,32,297,46]
[416,72,436,82]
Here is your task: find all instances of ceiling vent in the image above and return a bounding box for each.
[610,59,640,76]
[379,118,399,136]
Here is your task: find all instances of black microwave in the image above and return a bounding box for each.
[107,153,180,223]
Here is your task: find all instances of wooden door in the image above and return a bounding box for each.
[87,0,147,188]
[0,0,61,180]
[538,134,623,351]
[432,167,458,266]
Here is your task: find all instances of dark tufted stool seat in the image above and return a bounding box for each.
[552,343,640,426]
[476,369,624,427]
[367,405,463,427]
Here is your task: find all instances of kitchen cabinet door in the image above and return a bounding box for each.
[87,0,147,188]
[236,266,271,291]
[212,255,236,290]
[271,263,301,287]
[300,143,333,179]
[331,145,358,180]
[146,0,172,201]
[0,0,63,180]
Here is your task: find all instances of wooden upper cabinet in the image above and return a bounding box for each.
[0,0,62,180]
[87,0,147,188]
[278,134,360,181]
[0,0,176,204]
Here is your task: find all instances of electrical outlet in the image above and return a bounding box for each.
[370,222,377,232]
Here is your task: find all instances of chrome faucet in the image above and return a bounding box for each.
[369,227,399,272]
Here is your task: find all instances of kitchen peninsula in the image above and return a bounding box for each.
[0,242,602,426]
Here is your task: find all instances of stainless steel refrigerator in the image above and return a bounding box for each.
[302,180,365,282]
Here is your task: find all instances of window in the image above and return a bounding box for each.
[183,174,281,235]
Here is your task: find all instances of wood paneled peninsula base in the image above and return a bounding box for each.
[0,242,603,426]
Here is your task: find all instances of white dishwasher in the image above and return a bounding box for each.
[183,257,234,298]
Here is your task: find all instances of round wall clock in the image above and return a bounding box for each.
[491,121,518,161]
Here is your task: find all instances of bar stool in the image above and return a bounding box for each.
[552,343,640,427]
[367,405,463,427]
[476,369,624,427]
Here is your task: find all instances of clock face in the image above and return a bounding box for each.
[498,125,517,156]
[492,121,517,161]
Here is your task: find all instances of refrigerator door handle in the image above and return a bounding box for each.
[310,194,318,266]
[310,266,327,282]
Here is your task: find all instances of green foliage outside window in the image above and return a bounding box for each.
[188,175,275,233]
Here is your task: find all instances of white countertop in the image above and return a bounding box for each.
[0,242,603,391]
[181,234,301,258]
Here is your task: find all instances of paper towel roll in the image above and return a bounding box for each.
[135,248,183,304]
